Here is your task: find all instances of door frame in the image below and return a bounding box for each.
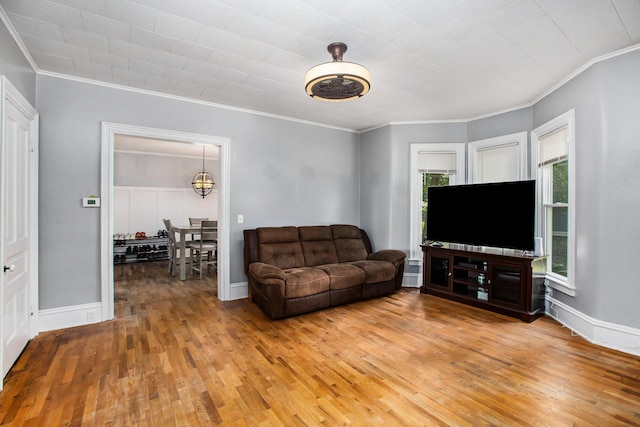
[100,122,231,321]
[0,76,39,389]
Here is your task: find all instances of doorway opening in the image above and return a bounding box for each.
[100,122,231,322]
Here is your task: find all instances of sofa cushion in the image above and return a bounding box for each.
[331,224,368,262]
[350,260,396,283]
[257,226,305,269]
[315,263,365,290]
[299,226,339,266]
[282,267,330,298]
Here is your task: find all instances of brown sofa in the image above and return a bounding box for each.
[243,224,406,319]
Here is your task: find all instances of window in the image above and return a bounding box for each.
[467,132,528,183]
[531,110,575,295]
[409,143,466,260]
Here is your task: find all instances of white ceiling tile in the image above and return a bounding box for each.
[62,27,110,51]
[144,74,179,91]
[196,26,241,51]
[148,49,188,69]
[6,13,64,41]
[73,58,112,76]
[112,67,147,85]
[38,38,91,61]
[109,38,151,60]
[170,39,211,62]
[47,0,106,15]
[30,50,75,68]
[225,10,275,40]
[2,0,82,27]
[213,67,249,85]
[181,0,234,28]
[205,48,246,70]
[613,0,640,41]
[129,57,165,75]
[131,27,175,52]
[174,80,206,97]
[19,34,48,52]
[162,66,198,83]
[131,0,187,16]
[90,50,129,69]
[81,11,132,41]
[153,10,202,43]
[105,0,157,32]
[183,58,220,76]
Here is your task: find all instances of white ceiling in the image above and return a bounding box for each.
[1,0,639,132]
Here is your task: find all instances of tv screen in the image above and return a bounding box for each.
[426,180,536,251]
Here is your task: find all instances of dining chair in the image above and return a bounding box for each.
[189,217,208,240]
[187,220,217,279]
[163,218,189,277]
[189,217,217,242]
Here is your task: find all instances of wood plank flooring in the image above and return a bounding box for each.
[1,261,639,426]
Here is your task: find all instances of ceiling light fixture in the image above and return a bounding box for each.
[305,42,370,102]
[192,145,214,198]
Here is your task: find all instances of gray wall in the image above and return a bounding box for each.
[36,75,360,309]
[532,50,640,328]
[361,122,467,255]
[114,151,220,189]
[361,49,640,329]
[0,16,35,105]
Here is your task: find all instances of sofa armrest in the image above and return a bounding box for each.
[368,249,406,265]
[248,262,286,285]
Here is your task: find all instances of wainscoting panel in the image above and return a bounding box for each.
[114,186,218,235]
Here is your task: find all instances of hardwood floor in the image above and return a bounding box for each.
[1,261,639,426]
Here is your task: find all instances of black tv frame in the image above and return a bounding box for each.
[425,180,536,251]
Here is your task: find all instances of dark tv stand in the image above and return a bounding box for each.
[420,244,546,322]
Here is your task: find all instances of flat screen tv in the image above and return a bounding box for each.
[426,180,536,251]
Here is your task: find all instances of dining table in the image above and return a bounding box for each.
[172,224,218,280]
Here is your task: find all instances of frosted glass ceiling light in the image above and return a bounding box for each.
[305,42,370,102]
[192,145,214,198]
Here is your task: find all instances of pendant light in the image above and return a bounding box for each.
[192,145,214,198]
[305,42,370,101]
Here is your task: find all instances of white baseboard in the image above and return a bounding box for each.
[402,272,421,288]
[546,296,640,357]
[39,302,103,332]
[229,281,249,300]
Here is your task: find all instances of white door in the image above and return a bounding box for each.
[1,77,38,384]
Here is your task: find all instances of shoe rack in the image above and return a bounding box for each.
[113,231,169,264]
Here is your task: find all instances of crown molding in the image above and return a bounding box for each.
[37,70,359,134]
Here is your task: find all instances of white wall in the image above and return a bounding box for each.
[114,187,218,236]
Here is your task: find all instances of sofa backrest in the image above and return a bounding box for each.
[331,224,369,262]
[299,226,339,266]
[255,226,305,269]
[243,225,373,272]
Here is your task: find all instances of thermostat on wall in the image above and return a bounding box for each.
[82,197,101,208]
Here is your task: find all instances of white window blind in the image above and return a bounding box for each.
[477,143,519,183]
[540,127,568,165]
[417,152,456,174]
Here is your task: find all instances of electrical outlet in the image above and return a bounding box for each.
[237,214,244,224]
[87,310,97,322]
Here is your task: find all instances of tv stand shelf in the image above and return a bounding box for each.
[420,245,546,322]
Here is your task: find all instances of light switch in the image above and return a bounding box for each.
[237,214,244,224]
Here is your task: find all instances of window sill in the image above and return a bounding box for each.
[546,274,575,297]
